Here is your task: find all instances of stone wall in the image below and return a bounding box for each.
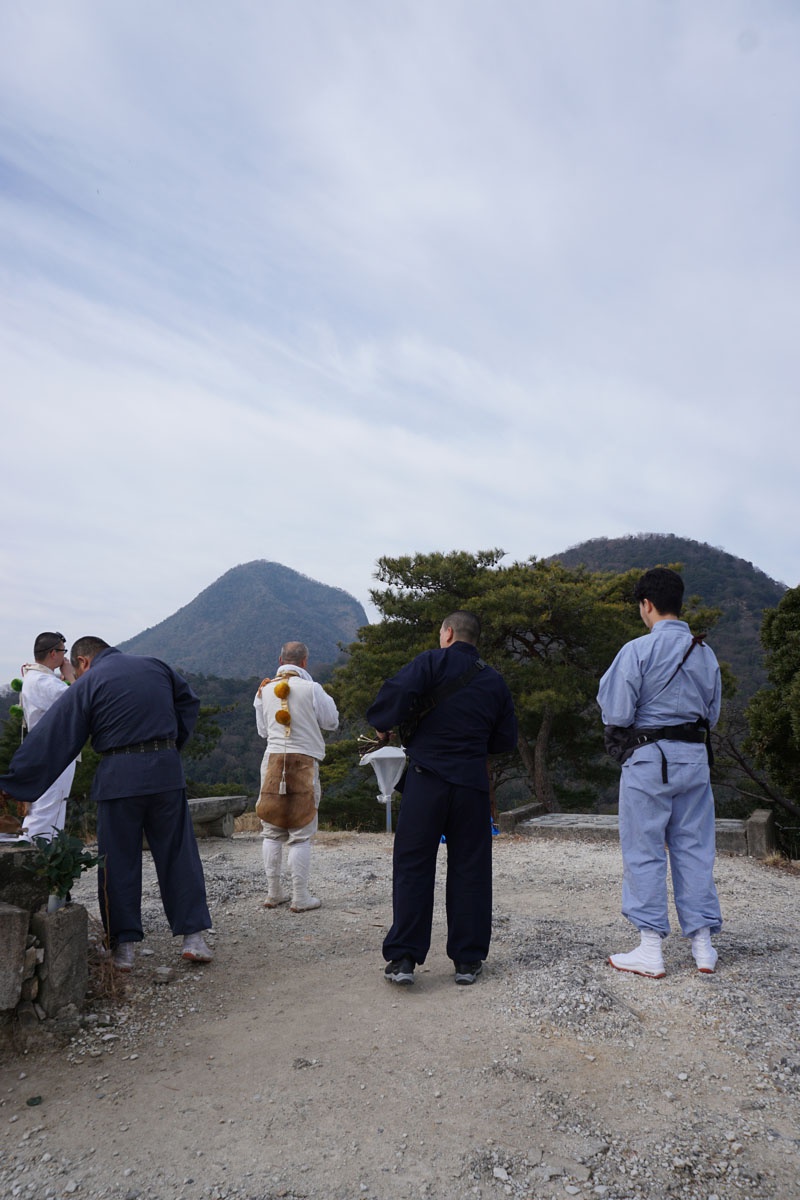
[0,845,89,1036]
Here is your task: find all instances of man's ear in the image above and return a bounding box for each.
[639,598,658,628]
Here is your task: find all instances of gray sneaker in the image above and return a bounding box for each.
[182,932,214,963]
[454,961,483,985]
[384,956,415,985]
[112,942,135,972]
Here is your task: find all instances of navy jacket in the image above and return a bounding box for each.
[367,641,517,791]
[0,647,199,803]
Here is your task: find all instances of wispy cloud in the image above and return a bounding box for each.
[1,1,798,680]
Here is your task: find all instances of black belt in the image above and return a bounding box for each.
[631,723,708,748]
[102,738,177,757]
[630,721,712,782]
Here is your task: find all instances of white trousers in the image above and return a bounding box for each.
[22,761,76,841]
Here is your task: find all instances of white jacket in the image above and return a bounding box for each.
[21,664,69,729]
[254,665,339,761]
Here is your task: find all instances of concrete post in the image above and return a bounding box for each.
[30,904,89,1017]
[746,809,776,858]
[0,902,29,1009]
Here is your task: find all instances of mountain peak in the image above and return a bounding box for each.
[119,561,367,679]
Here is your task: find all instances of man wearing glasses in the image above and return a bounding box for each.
[19,632,77,842]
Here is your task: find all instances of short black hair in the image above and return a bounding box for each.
[441,610,481,644]
[70,636,110,668]
[34,632,66,660]
[633,568,684,617]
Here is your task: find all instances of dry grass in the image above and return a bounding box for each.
[315,831,364,848]
[85,915,129,1005]
[234,812,261,833]
[761,850,800,875]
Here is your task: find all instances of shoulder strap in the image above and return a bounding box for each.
[397,658,487,745]
[430,657,486,707]
[654,635,705,699]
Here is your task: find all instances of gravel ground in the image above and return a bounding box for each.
[1,831,799,1200]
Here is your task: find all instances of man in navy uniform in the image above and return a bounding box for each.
[0,636,213,971]
[367,611,517,986]
[598,568,722,978]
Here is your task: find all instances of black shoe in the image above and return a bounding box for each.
[454,961,483,985]
[384,956,415,985]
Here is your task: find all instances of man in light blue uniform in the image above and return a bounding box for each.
[597,568,722,977]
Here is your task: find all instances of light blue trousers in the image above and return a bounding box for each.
[619,757,722,938]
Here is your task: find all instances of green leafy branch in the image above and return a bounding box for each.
[22,830,105,899]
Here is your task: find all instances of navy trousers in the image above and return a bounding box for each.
[383,765,492,966]
[96,788,211,945]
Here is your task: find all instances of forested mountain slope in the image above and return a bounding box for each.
[550,533,786,698]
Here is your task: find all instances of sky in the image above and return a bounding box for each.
[1,1,798,683]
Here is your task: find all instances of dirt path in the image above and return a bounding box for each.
[2,832,799,1200]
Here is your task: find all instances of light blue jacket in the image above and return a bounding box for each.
[597,619,721,766]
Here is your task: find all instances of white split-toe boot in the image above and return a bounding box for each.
[691,926,718,974]
[287,840,321,912]
[261,837,290,908]
[608,928,666,978]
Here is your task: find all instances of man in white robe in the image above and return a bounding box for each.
[253,642,339,912]
[20,632,77,841]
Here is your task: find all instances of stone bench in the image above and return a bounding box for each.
[513,807,776,857]
[187,795,251,839]
[497,800,546,833]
